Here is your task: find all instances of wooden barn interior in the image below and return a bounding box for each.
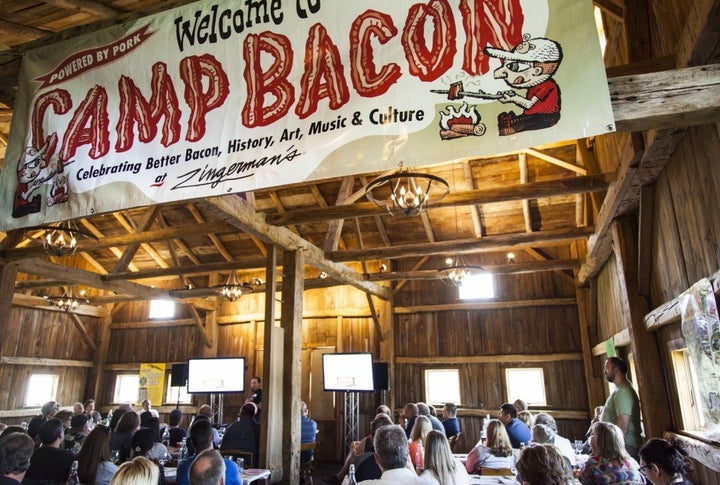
[0,0,719,483]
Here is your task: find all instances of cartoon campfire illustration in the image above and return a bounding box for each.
[434,81,488,140]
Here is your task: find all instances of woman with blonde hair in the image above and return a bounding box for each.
[421,430,470,485]
[109,456,159,485]
[518,411,534,428]
[408,415,432,471]
[578,422,643,484]
[516,444,571,485]
[465,419,515,474]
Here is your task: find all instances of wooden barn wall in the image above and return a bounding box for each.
[0,306,97,424]
[393,259,588,453]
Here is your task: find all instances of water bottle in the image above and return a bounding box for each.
[162,426,170,447]
[347,464,357,485]
[104,409,113,427]
[179,437,188,461]
[236,457,244,473]
[65,460,79,485]
[414,440,425,471]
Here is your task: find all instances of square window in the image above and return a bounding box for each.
[114,374,139,404]
[149,300,175,319]
[165,372,192,404]
[506,368,546,406]
[425,369,461,405]
[459,273,495,300]
[25,374,58,407]
[672,349,704,431]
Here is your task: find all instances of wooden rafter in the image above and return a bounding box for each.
[43,0,123,19]
[268,173,614,226]
[330,226,595,262]
[199,195,392,300]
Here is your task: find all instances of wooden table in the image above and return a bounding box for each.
[241,468,271,484]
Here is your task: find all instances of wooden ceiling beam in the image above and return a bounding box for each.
[524,148,588,175]
[370,258,580,281]
[200,195,392,300]
[462,161,483,238]
[43,0,123,19]
[15,258,169,299]
[79,218,139,272]
[330,226,595,262]
[593,0,624,22]
[186,203,233,261]
[0,19,51,44]
[1,221,234,261]
[268,173,614,226]
[321,176,353,252]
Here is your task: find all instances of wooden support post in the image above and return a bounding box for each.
[611,217,672,438]
[260,246,283,480]
[91,313,112,402]
[0,263,18,334]
[575,286,605,410]
[281,249,304,485]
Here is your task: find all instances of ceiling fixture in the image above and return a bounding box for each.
[506,252,516,263]
[213,271,254,302]
[438,254,482,287]
[45,287,88,311]
[35,220,98,256]
[364,162,449,216]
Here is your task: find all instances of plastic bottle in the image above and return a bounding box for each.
[162,426,170,447]
[65,460,79,485]
[414,440,425,471]
[347,464,357,485]
[104,409,113,427]
[179,437,189,461]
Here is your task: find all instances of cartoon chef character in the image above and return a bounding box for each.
[12,135,61,218]
[484,35,563,136]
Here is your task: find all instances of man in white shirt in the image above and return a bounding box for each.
[358,425,436,485]
[534,413,575,465]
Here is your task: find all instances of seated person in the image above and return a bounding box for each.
[578,422,644,484]
[465,419,515,474]
[167,409,187,449]
[109,411,140,464]
[420,430,470,484]
[27,401,59,440]
[517,443,570,485]
[533,413,575,465]
[189,450,226,485]
[177,419,241,485]
[220,403,259,466]
[323,415,392,484]
[64,414,90,452]
[639,438,694,485]
[300,401,317,463]
[499,403,531,448]
[109,456,159,485]
[131,429,165,485]
[408,416,432,472]
[0,431,35,485]
[358,425,435,484]
[24,418,76,484]
[441,403,460,438]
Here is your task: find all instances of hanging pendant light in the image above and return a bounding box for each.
[33,220,98,256]
[437,254,482,287]
[213,271,254,301]
[364,162,449,216]
[45,287,88,311]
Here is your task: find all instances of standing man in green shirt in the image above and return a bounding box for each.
[601,357,643,459]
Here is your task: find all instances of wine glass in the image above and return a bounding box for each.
[573,440,583,454]
[158,451,172,467]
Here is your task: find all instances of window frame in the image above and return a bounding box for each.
[505,367,547,406]
[24,373,59,407]
[113,373,140,405]
[424,368,462,406]
[164,371,192,405]
[458,272,496,300]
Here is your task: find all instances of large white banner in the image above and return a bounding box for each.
[1,0,614,230]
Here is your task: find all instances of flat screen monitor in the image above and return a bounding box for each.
[322,352,375,392]
[187,357,245,393]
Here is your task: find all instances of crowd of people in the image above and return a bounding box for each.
[0,358,699,485]
[0,376,319,485]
